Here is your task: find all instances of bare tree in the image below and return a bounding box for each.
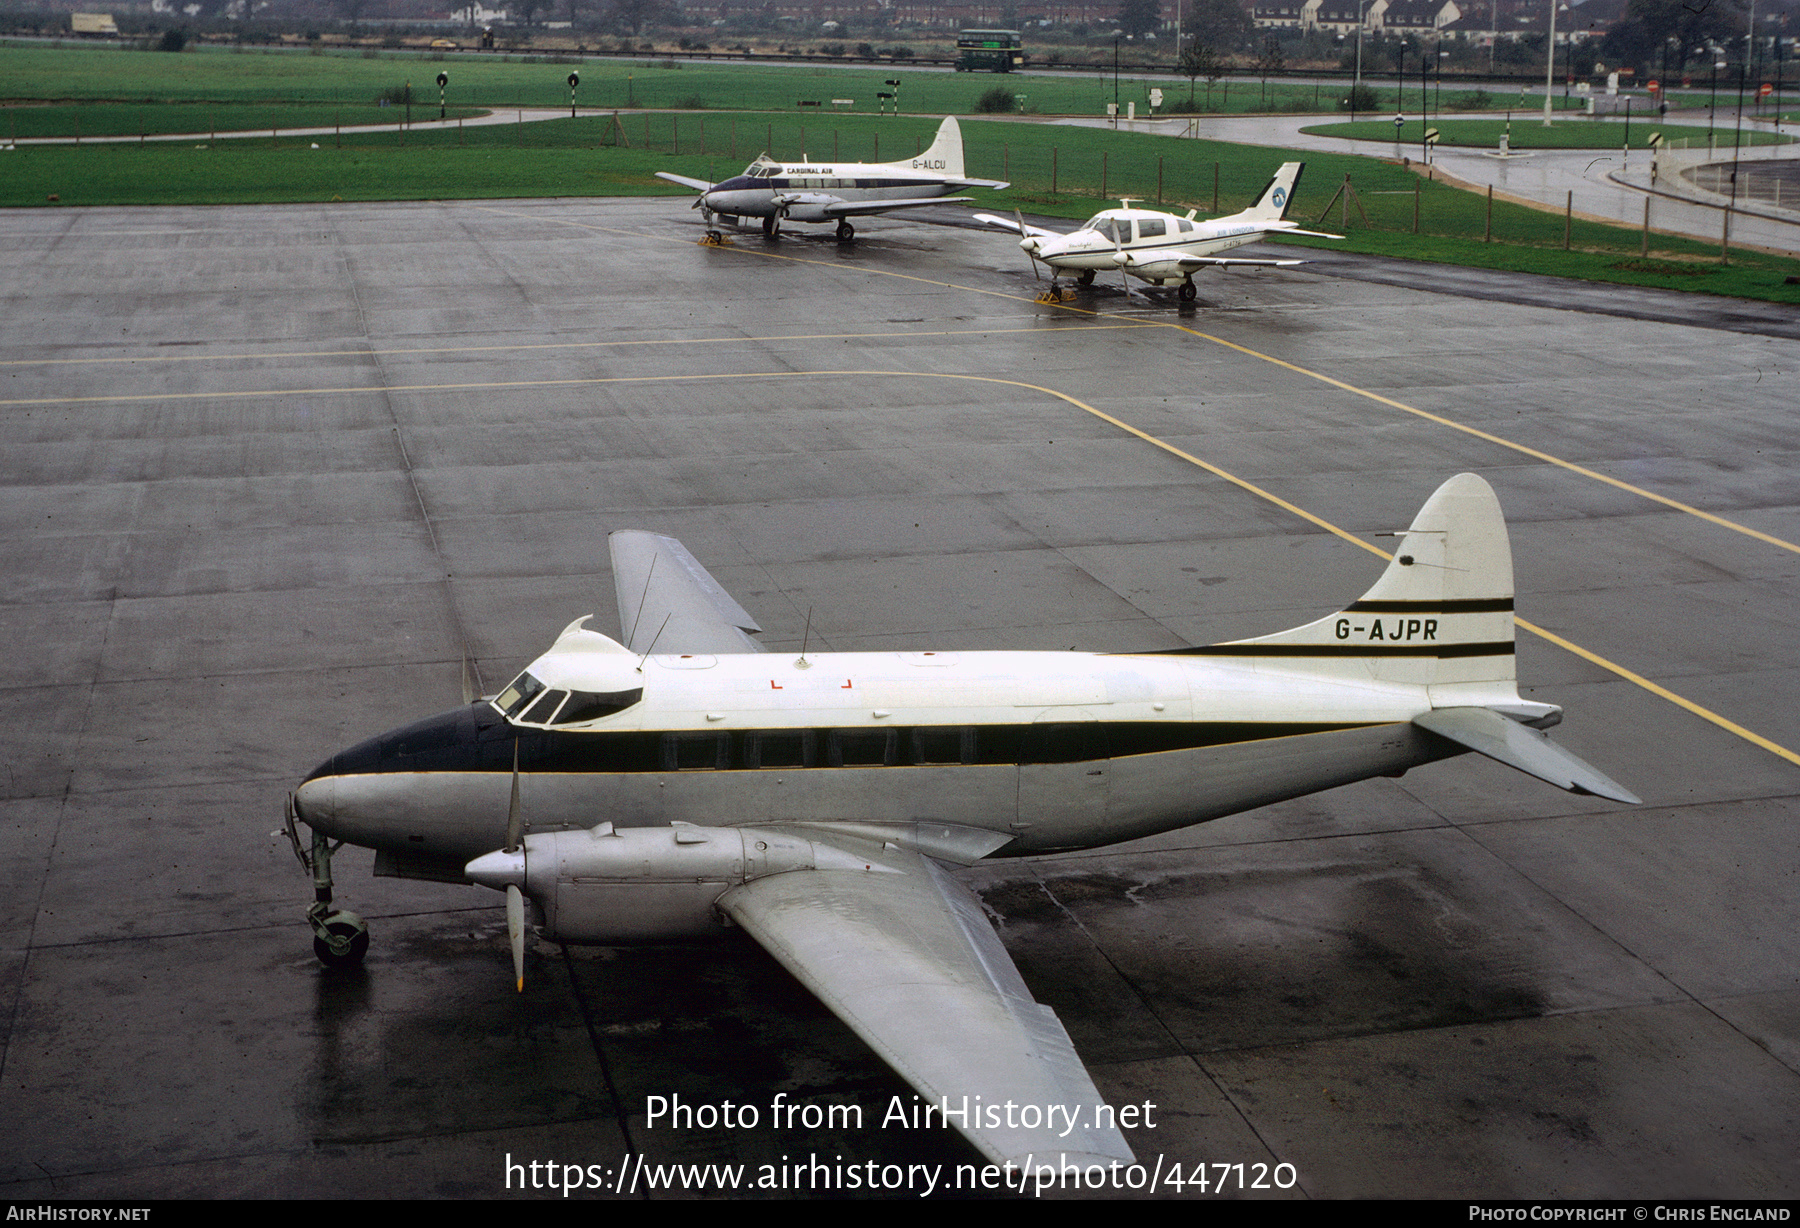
[1255,35,1284,107]
[1179,38,1222,108]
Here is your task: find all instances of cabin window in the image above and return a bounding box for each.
[662,732,730,771]
[911,728,975,765]
[1138,218,1166,239]
[745,730,816,769]
[828,729,897,767]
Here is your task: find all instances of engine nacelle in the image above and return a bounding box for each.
[465,823,880,943]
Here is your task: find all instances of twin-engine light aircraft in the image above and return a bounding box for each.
[287,474,1636,1170]
[655,116,1008,241]
[975,161,1342,301]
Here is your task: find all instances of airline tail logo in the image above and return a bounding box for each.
[1271,187,1287,208]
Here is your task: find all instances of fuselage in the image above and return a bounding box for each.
[701,156,978,223]
[1030,208,1269,279]
[293,648,1458,879]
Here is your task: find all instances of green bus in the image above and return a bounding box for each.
[956,29,1024,73]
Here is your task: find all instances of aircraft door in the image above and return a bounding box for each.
[1016,714,1110,848]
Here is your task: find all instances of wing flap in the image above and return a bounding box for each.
[1167,255,1310,270]
[608,531,764,655]
[720,845,1133,1169]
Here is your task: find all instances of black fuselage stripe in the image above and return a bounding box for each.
[309,718,1384,779]
[1346,598,1514,613]
[1150,643,1514,659]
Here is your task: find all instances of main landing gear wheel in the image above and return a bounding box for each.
[1076,269,1096,288]
[1178,281,1198,302]
[836,219,855,242]
[309,905,370,968]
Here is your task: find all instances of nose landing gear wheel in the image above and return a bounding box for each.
[310,907,370,968]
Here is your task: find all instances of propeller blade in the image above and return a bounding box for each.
[1014,208,1042,282]
[505,739,522,853]
[1111,219,1131,296]
[506,883,526,992]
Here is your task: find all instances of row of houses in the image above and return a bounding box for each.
[1253,0,1628,43]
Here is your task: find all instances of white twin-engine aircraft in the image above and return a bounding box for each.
[655,115,1008,241]
[288,474,1635,1170]
[976,161,1342,301]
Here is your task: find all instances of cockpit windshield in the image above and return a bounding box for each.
[491,671,643,727]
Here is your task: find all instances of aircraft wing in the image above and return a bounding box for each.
[654,172,714,191]
[607,531,765,655]
[970,212,1062,240]
[719,839,1134,1169]
[820,196,976,218]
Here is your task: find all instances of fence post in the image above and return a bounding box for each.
[1484,184,1492,243]
[1052,146,1058,196]
[1157,156,1162,204]
[1641,196,1650,256]
[1413,179,1420,233]
[1564,190,1571,250]
[1102,151,1108,200]
[1213,162,1219,213]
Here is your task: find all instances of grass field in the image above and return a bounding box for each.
[1307,117,1795,150]
[2,41,1592,127]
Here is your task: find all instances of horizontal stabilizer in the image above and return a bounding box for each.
[1414,707,1640,804]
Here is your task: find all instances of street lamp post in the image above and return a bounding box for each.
[1352,0,1371,122]
[437,71,448,121]
[1543,0,1557,125]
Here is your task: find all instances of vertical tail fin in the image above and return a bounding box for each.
[1197,474,1527,707]
[913,117,966,179]
[1241,162,1304,223]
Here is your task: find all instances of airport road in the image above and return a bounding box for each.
[1,198,1796,1199]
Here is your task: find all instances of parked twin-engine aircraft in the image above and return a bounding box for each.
[655,116,1008,241]
[288,474,1635,1169]
[975,161,1341,300]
